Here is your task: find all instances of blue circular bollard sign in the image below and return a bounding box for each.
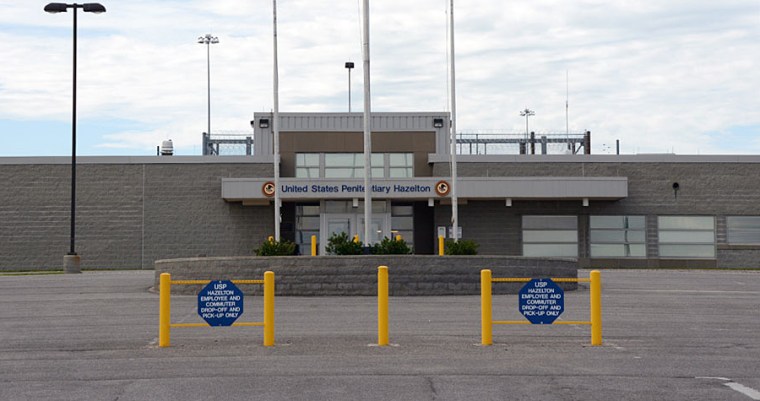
[519,278,564,324]
[198,280,244,326]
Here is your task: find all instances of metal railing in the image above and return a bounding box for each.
[158,272,275,347]
[480,270,602,346]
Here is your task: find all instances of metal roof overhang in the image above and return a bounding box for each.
[222,177,628,203]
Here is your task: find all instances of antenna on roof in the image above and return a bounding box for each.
[565,70,571,154]
[565,70,569,137]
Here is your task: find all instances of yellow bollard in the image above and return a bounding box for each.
[311,234,317,256]
[268,235,274,243]
[158,273,171,347]
[378,265,389,346]
[438,236,444,256]
[481,269,493,346]
[353,234,360,244]
[590,270,602,346]
[263,271,275,346]
[395,234,402,241]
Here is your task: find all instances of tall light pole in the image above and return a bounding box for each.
[520,108,535,145]
[345,62,354,112]
[198,34,219,138]
[44,2,106,274]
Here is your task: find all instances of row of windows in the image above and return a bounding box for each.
[296,153,414,179]
[523,215,760,259]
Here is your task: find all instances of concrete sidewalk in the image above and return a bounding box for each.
[0,269,758,400]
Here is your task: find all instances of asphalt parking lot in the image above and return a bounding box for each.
[0,269,758,401]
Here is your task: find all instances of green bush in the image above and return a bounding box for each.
[254,237,297,256]
[444,239,479,255]
[326,232,364,255]
[371,236,412,255]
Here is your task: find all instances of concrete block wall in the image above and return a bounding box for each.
[433,159,760,268]
[0,158,273,271]
[154,255,578,296]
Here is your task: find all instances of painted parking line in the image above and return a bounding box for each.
[607,289,760,295]
[696,377,760,400]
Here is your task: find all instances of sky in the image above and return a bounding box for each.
[0,0,758,156]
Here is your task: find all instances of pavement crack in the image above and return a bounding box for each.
[425,376,438,400]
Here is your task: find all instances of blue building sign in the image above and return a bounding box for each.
[198,280,244,326]
[519,278,564,324]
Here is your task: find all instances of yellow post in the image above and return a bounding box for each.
[395,234,402,241]
[353,234,360,244]
[438,236,444,256]
[481,269,493,346]
[158,273,171,347]
[268,235,274,242]
[263,271,275,346]
[378,265,389,346]
[590,270,602,346]
[311,234,317,256]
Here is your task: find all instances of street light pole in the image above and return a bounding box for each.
[45,2,106,273]
[198,34,219,138]
[520,108,535,149]
[345,62,354,112]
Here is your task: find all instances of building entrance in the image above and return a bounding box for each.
[316,200,389,254]
[295,200,415,255]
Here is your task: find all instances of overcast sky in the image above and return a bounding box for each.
[0,0,758,156]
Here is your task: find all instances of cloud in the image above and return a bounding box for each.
[0,0,758,156]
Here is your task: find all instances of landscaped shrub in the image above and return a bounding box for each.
[371,236,412,255]
[444,239,479,255]
[254,237,297,256]
[326,232,364,255]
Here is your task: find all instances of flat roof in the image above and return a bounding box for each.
[2,154,760,165]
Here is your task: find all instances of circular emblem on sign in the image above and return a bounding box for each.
[435,180,450,196]
[262,181,276,197]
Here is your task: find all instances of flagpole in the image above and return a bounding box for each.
[361,0,373,248]
[272,0,281,241]
[449,0,459,242]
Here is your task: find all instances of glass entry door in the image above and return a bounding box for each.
[321,211,390,254]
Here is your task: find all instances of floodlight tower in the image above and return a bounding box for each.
[198,34,219,138]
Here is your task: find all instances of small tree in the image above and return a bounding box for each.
[254,237,297,256]
[371,236,412,255]
[444,239,479,255]
[326,232,364,255]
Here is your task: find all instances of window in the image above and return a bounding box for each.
[295,153,320,178]
[590,216,646,258]
[295,153,413,178]
[295,204,320,255]
[388,153,414,178]
[522,216,578,257]
[391,204,414,249]
[324,153,383,178]
[658,216,715,258]
[727,216,760,245]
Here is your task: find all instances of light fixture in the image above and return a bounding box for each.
[433,118,444,128]
[44,3,67,12]
[259,118,270,128]
[82,3,106,13]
